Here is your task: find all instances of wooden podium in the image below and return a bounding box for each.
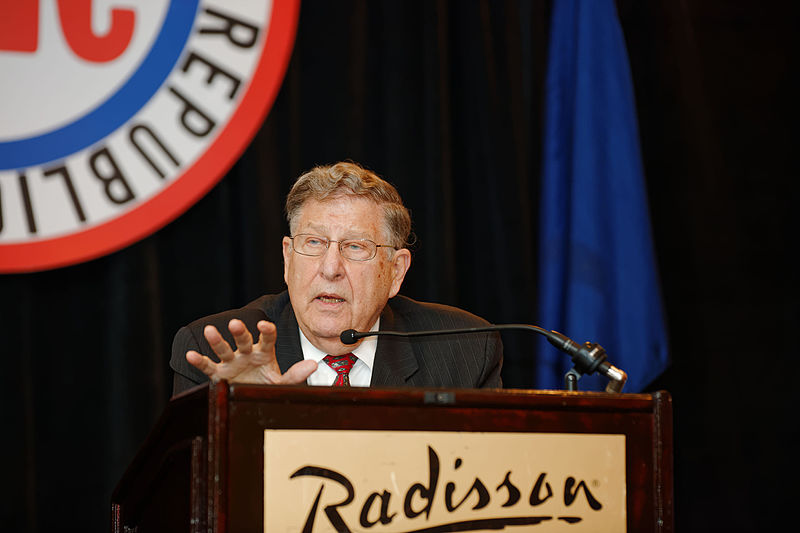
[111,383,672,532]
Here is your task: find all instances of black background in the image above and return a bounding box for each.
[2,1,798,531]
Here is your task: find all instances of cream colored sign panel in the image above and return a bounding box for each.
[264,430,626,532]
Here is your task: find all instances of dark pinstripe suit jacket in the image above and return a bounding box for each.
[170,291,503,395]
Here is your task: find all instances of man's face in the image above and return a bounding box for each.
[282,195,411,354]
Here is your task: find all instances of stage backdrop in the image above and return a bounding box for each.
[1,1,797,532]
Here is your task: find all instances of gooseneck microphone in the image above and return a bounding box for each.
[340,325,628,393]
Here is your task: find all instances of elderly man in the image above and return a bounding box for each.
[170,162,502,394]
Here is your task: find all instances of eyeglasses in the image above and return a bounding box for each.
[290,234,396,261]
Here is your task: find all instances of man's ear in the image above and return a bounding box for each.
[388,248,412,298]
[282,237,293,284]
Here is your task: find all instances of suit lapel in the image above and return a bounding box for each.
[273,299,304,374]
[371,300,418,386]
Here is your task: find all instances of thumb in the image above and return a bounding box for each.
[280,359,319,385]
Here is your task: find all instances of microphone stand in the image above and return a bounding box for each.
[341,325,628,393]
[558,340,627,393]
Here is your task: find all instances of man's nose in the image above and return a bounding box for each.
[319,242,346,279]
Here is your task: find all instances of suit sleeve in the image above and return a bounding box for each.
[478,331,503,388]
[170,325,212,395]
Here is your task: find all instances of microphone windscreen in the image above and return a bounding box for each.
[340,329,358,344]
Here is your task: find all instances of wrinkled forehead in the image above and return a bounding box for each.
[292,195,390,239]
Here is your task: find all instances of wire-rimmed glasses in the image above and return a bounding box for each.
[289,234,395,261]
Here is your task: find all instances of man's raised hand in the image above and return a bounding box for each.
[185,319,317,385]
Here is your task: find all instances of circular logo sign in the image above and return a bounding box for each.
[0,0,299,272]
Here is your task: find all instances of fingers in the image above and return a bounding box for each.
[203,325,235,361]
[228,319,254,354]
[255,320,278,353]
[186,350,219,379]
[189,319,285,385]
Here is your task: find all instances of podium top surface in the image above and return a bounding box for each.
[174,381,666,411]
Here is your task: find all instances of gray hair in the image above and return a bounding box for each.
[285,162,412,248]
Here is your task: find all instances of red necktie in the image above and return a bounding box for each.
[323,353,357,386]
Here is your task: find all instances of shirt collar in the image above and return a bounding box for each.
[298,318,379,371]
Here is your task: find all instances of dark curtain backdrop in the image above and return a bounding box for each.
[2,1,797,531]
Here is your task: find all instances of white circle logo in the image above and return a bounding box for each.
[0,0,300,272]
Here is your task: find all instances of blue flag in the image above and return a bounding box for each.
[536,0,669,392]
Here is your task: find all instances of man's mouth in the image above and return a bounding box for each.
[315,294,345,304]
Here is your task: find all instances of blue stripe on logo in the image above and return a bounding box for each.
[0,0,199,171]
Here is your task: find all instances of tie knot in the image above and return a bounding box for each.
[323,353,357,386]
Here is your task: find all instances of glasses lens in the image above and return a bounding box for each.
[340,240,376,261]
[295,235,327,256]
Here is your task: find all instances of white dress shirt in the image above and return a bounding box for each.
[300,319,379,387]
